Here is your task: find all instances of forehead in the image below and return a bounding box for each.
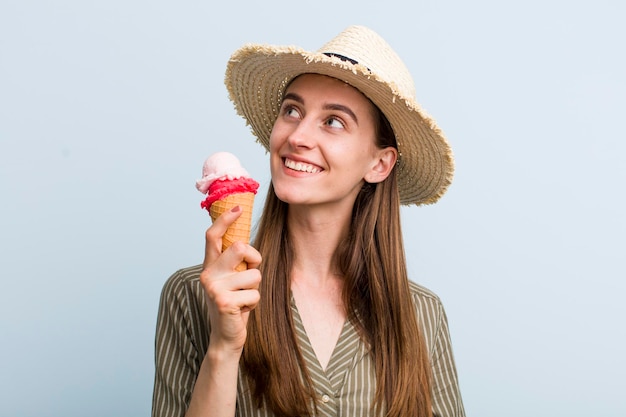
[285,74,377,117]
[286,74,367,101]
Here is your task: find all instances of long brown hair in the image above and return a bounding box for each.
[242,102,432,416]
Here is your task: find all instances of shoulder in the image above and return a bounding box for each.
[156,264,209,335]
[166,263,203,281]
[407,281,447,344]
[160,264,204,302]
[408,280,443,309]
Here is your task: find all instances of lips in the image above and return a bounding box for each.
[284,157,321,173]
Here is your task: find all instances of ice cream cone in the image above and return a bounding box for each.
[209,192,255,271]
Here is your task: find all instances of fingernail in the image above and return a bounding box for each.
[231,205,241,213]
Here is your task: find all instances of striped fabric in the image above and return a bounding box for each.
[152,265,465,417]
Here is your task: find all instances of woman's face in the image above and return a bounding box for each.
[269,73,387,210]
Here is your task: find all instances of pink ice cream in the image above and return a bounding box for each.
[196,152,260,211]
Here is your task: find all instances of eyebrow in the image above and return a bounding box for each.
[282,92,359,124]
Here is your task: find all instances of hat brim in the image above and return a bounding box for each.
[225,44,454,205]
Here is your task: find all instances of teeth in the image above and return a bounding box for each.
[285,158,320,173]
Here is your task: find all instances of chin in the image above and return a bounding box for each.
[272,186,311,206]
[274,190,301,205]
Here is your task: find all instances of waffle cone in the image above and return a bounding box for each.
[209,192,255,271]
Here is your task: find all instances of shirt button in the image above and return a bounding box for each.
[321,394,330,403]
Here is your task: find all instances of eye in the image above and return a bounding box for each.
[325,116,345,129]
[282,104,301,119]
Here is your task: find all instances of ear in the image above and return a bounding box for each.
[364,147,398,184]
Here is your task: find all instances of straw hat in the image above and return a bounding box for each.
[225,25,454,205]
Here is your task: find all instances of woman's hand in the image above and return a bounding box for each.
[199,205,262,352]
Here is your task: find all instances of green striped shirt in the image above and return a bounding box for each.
[152,265,465,417]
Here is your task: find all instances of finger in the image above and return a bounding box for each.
[203,205,243,268]
[204,272,261,315]
[223,268,262,291]
[222,241,262,272]
[216,289,261,315]
[233,289,261,312]
[201,264,261,296]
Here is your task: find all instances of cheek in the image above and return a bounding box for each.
[327,141,368,167]
[342,146,379,178]
[268,134,277,152]
[268,121,286,151]
[268,133,283,175]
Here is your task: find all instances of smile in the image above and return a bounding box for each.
[284,158,321,173]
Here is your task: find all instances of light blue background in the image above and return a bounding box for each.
[1,1,624,416]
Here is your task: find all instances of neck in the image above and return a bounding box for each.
[287,204,352,286]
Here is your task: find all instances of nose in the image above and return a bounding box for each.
[286,118,315,149]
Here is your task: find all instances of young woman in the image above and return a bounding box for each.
[152,26,465,417]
